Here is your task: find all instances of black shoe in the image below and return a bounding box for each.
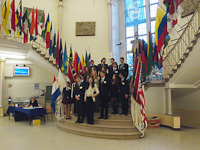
[104,116,108,119]
[75,120,80,123]
[98,117,104,119]
[79,120,84,123]
[111,112,115,114]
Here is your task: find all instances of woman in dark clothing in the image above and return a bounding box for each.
[62,82,72,119]
[29,97,38,107]
[110,74,119,114]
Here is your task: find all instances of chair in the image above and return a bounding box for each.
[46,106,53,121]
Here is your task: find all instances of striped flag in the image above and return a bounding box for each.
[51,76,61,113]
[67,63,77,84]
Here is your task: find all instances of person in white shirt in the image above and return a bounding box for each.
[84,76,99,124]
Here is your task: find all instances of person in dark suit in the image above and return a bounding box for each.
[90,60,97,71]
[119,57,129,79]
[109,62,119,79]
[29,97,38,108]
[98,71,109,119]
[74,75,85,123]
[119,72,129,116]
[110,74,119,114]
[97,58,108,73]
[108,58,115,72]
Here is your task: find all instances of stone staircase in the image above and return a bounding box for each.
[57,113,142,140]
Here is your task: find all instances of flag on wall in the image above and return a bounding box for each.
[88,50,91,66]
[33,8,38,40]
[67,63,77,84]
[39,10,45,39]
[51,76,61,113]
[29,7,35,40]
[56,31,59,65]
[74,52,78,74]
[45,14,50,48]
[85,50,89,67]
[82,55,86,70]
[59,38,63,69]
[57,69,67,93]
[22,8,28,43]
[125,0,146,27]
[78,55,84,75]
[2,0,11,35]
[53,28,57,59]
[15,0,22,36]
[1,1,6,28]
[140,40,147,81]
[147,32,154,75]
[62,42,68,74]
[11,0,15,31]
[68,44,73,65]
[155,5,168,53]
[49,22,53,56]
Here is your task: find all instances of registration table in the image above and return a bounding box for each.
[7,106,46,126]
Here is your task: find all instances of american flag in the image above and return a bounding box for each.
[131,56,146,122]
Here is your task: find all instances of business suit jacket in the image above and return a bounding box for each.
[99,77,109,96]
[119,63,129,78]
[110,80,119,98]
[74,82,85,101]
[109,67,119,79]
[119,79,129,96]
[90,65,97,71]
[97,63,109,72]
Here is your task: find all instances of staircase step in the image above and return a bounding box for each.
[58,119,142,139]
[60,117,137,132]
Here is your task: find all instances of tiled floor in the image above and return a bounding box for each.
[0,116,200,150]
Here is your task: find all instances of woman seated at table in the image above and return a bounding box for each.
[29,97,38,107]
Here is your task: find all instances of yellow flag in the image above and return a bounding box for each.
[3,0,11,35]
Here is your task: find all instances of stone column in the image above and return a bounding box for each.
[0,58,5,108]
[167,88,172,115]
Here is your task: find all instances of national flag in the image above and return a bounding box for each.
[39,10,45,39]
[74,52,78,74]
[56,31,60,65]
[78,55,84,75]
[147,32,154,75]
[45,14,50,48]
[29,8,34,36]
[85,50,89,67]
[163,34,170,49]
[53,28,57,59]
[33,8,38,40]
[15,0,22,36]
[154,44,163,69]
[140,40,147,81]
[11,0,15,31]
[59,38,63,69]
[68,44,73,65]
[2,0,11,35]
[22,8,28,43]
[67,63,77,84]
[61,42,68,74]
[49,22,53,56]
[51,76,61,113]
[57,69,67,93]
[155,5,168,53]
[131,57,146,122]
[82,55,86,70]
[0,0,2,26]
[88,50,91,66]
[1,1,6,27]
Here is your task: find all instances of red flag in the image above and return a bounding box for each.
[74,52,78,73]
[56,31,59,65]
[78,59,84,75]
[11,0,16,31]
[30,8,35,35]
[35,8,38,36]
[67,63,77,84]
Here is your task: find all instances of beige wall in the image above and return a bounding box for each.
[3,63,54,113]
[15,0,110,65]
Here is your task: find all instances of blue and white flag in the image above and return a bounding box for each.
[51,76,61,113]
[125,0,146,27]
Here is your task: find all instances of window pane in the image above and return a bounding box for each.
[138,23,147,35]
[152,34,155,44]
[128,67,133,79]
[126,26,134,38]
[127,53,133,66]
[149,0,158,4]
[150,4,158,18]
[127,38,134,51]
[151,20,156,33]
[139,35,147,43]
